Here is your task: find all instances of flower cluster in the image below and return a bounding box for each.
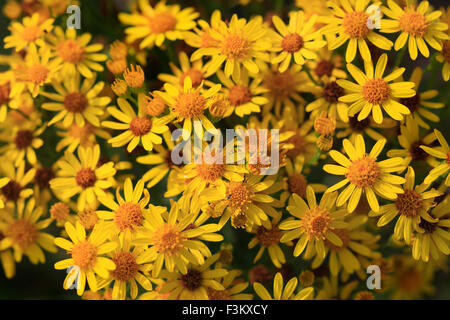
[0,0,449,300]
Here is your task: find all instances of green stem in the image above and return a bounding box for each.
[394,45,407,68]
[303,65,319,86]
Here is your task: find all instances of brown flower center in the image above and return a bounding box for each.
[263,70,296,100]
[409,141,428,161]
[442,41,450,63]
[399,93,420,113]
[349,116,370,132]
[110,251,139,282]
[208,288,231,300]
[0,82,10,105]
[14,129,33,149]
[346,155,380,188]
[64,92,88,113]
[6,219,37,250]
[180,68,204,88]
[323,81,345,103]
[1,180,23,202]
[281,33,304,53]
[34,167,55,188]
[302,207,332,240]
[287,173,307,198]
[75,168,96,189]
[315,60,334,78]
[181,269,203,291]
[228,85,252,106]
[362,78,391,105]
[256,225,281,247]
[418,218,437,234]
[287,134,307,158]
[396,190,423,217]
[343,11,370,38]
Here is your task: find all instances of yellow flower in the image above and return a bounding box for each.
[156,77,220,140]
[369,166,441,245]
[386,117,438,168]
[253,272,314,300]
[191,14,271,82]
[183,10,222,49]
[157,253,228,300]
[216,68,268,117]
[54,221,117,296]
[97,234,153,300]
[102,96,169,152]
[337,53,416,124]
[395,67,445,129]
[411,195,450,262]
[0,159,35,209]
[41,71,110,128]
[3,13,53,52]
[271,11,326,72]
[321,0,393,63]
[381,0,449,60]
[119,0,198,49]
[305,48,348,82]
[0,198,56,265]
[279,187,347,258]
[207,269,253,300]
[54,123,111,153]
[324,134,406,213]
[420,129,450,186]
[96,178,150,235]
[50,145,117,211]
[12,45,62,97]
[436,40,450,81]
[47,26,107,78]
[335,114,397,142]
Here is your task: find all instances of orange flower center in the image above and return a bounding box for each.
[263,70,296,100]
[0,82,10,104]
[110,251,139,282]
[196,161,225,183]
[314,60,334,78]
[281,33,304,53]
[208,288,231,300]
[324,228,350,251]
[123,65,145,88]
[71,240,98,270]
[50,202,70,221]
[287,173,307,198]
[26,64,49,84]
[68,124,95,146]
[345,155,380,188]
[180,68,204,88]
[302,206,332,240]
[129,116,152,136]
[14,129,33,149]
[181,269,203,291]
[343,11,371,38]
[1,180,23,202]
[221,34,250,60]
[354,291,374,300]
[64,92,88,113]
[145,95,166,117]
[228,85,252,106]
[153,224,185,256]
[299,270,315,287]
[256,225,281,247]
[314,113,336,135]
[173,91,206,119]
[226,181,254,213]
[75,168,96,189]
[362,78,391,105]
[21,25,41,42]
[287,134,307,158]
[398,11,428,37]
[57,40,86,63]
[147,12,177,33]
[78,209,98,230]
[6,219,37,250]
[398,267,422,292]
[114,202,143,231]
[396,190,423,217]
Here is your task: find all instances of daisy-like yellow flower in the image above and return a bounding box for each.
[0,198,56,265]
[0,123,44,167]
[248,215,286,268]
[395,67,445,129]
[324,134,406,213]
[97,234,153,300]
[156,77,221,140]
[47,26,107,78]
[369,166,441,244]
[279,187,347,258]
[306,48,347,82]
[54,123,111,153]
[3,13,53,51]
[183,10,222,50]
[157,253,228,300]
[96,177,150,236]
[283,116,318,164]
[102,96,169,152]
[207,269,253,300]
[11,44,62,97]
[133,199,220,278]
[381,0,449,60]
[436,40,450,81]
[0,159,35,208]
[253,272,314,300]
[411,195,450,262]
[119,0,198,49]
[216,69,268,117]
[271,11,326,72]
[158,51,215,89]
[386,117,438,168]
[41,72,110,128]
[420,129,450,186]
[50,145,117,211]
[53,221,117,296]
[191,14,271,82]
[335,114,397,142]
[337,53,416,124]
[306,79,349,122]
[320,0,393,63]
